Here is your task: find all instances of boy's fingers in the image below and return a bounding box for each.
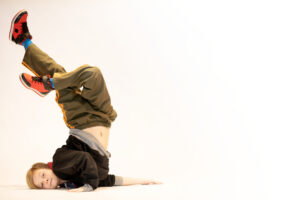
[68,188,84,192]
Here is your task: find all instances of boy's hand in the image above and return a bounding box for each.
[141,179,163,185]
[67,184,93,192]
[68,187,85,192]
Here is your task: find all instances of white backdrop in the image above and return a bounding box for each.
[0,0,300,199]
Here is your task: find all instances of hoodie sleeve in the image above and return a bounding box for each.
[52,147,99,190]
[98,174,116,187]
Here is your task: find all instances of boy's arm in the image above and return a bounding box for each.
[114,176,163,186]
[68,176,162,192]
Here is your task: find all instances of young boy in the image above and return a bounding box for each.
[10,9,161,192]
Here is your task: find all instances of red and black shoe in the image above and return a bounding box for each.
[9,9,32,44]
[19,73,54,97]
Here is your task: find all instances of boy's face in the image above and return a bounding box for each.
[32,168,60,189]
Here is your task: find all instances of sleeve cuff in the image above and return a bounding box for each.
[114,176,123,186]
[82,184,94,192]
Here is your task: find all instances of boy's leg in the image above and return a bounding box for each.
[19,44,68,97]
[10,9,66,76]
[22,43,66,76]
[10,10,116,129]
[19,43,69,97]
[53,65,117,122]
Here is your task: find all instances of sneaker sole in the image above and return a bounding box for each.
[9,9,27,41]
[19,74,48,97]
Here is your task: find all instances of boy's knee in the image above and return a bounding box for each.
[82,66,101,79]
[88,67,101,77]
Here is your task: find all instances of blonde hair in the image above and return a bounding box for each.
[26,162,50,189]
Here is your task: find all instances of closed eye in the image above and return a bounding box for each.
[41,173,45,188]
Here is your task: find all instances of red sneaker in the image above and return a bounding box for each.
[9,9,32,44]
[19,73,53,97]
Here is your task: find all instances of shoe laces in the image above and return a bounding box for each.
[31,76,43,85]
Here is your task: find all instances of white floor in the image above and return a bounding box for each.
[0,183,193,200]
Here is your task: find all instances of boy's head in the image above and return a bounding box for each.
[26,162,60,189]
